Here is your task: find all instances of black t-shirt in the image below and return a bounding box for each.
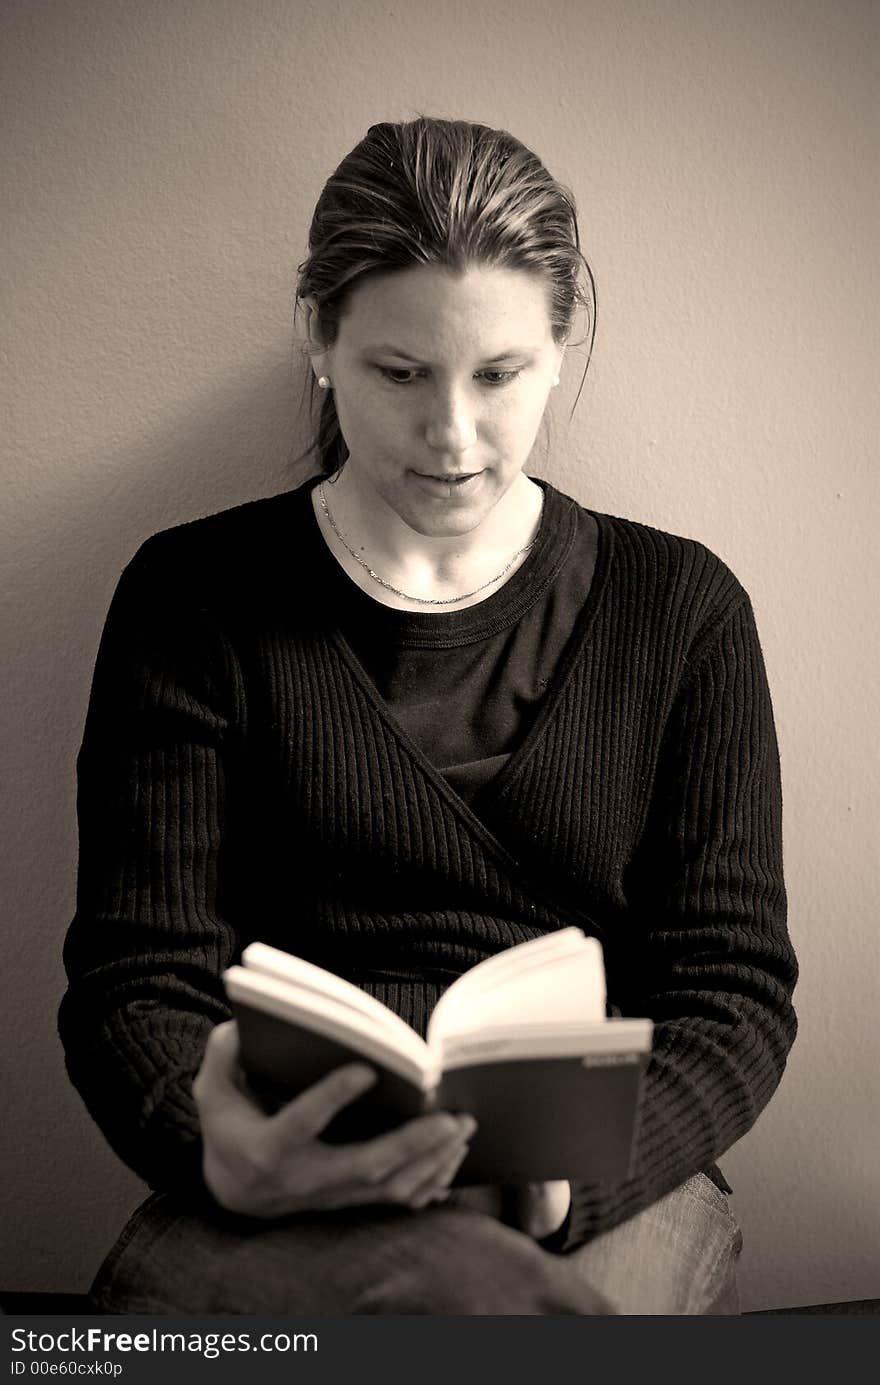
[315,480,599,805]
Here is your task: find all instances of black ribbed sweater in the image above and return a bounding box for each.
[60,478,798,1252]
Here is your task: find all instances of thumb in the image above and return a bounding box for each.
[193,1019,248,1108]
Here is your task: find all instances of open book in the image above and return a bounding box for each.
[223,927,652,1184]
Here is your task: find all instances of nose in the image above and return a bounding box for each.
[424,384,477,455]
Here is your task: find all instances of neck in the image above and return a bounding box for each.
[313,467,545,611]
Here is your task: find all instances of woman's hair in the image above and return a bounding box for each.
[295,116,596,476]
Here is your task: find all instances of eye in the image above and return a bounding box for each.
[377,367,423,385]
[375,365,523,387]
[478,369,522,387]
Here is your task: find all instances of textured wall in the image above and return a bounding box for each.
[2,0,877,1310]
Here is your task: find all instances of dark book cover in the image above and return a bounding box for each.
[233,999,647,1184]
[439,1054,647,1182]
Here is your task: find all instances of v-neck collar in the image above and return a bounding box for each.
[314,478,578,647]
[302,477,616,875]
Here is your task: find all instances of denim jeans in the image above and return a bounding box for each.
[90,1172,742,1316]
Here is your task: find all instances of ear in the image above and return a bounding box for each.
[549,340,566,387]
[300,296,330,377]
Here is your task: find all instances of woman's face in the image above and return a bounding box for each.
[312,263,565,538]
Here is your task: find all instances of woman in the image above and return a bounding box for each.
[60,117,798,1315]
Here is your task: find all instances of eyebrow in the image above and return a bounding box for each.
[365,345,539,364]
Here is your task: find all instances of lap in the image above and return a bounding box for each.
[90,1173,741,1316]
[567,1173,743,1314]
[91,1197,609,1316]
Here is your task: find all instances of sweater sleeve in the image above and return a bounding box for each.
[559,595,798,1251]
[59,536,242,1195]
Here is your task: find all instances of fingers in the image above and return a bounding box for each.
[311,1107,477,1208]
[197,1018,239,1075]
[193,1020,246,1112]
[195,1036,485,1220]
[270,1062,378,1143]
[511,1180,572,1239]
[404,1138,473,1208]
[385,1133,471,1208]
[332,1111,477,1188]
[344,1136,470,1211]
[316,1123,475,1211]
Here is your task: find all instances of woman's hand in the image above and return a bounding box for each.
[192,1020,477,1219]
[447,1181,571,1240]
[509,1181,571,1240]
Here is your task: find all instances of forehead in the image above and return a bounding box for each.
[337,263,554,355]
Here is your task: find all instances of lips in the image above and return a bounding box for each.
[415,471,482,482]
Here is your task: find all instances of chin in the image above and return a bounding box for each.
[392,469,510,534]
[402,510,485,539]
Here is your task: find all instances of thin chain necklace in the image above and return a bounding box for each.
[318,481,540,607]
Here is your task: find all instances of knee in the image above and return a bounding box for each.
[354,1208,601,1316]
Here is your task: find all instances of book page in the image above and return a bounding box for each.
[225,966,434,1084]
[428,929,605,1042]
[242,943,419,1046]
[440,1017,653,1069]
[428,927,587,1029]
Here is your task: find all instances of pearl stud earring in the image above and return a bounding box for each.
[552,375,560,387]
[317,376,331,389]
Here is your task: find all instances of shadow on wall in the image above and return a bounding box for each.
[2,354,316,1294]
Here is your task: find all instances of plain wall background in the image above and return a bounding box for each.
[2,0,877,1312]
